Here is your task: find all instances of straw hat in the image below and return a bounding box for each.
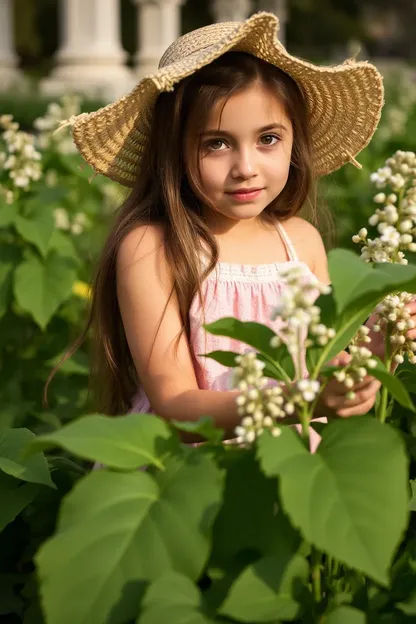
[65,12,384,186]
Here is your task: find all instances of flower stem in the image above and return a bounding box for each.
[377,328,392,423]
[298,403,310,442]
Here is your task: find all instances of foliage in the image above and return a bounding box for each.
[1,249,416,623]
[0,96,125,434]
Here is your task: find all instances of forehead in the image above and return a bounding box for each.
[205,82,290,130]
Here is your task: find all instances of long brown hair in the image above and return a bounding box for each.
[48,52,323,415]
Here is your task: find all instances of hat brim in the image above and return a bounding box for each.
[71,12,384,187]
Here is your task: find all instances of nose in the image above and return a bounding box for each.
[230,146,258,180]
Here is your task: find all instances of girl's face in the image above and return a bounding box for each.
[194,82,293,227]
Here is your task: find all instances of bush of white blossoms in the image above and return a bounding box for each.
[353,150,416,367]
[232,150,416,445]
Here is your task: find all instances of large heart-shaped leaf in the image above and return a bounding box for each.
[28,413,175,471]
[257,418,408,585]
[14,252,76,329]
[219,554,308,622]
[36,451,224,624]
[139,573,216,624]
[0,428,54,488]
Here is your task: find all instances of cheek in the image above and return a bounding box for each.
[199,159,223,192]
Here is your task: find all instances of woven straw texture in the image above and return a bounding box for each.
[70,12,384,186]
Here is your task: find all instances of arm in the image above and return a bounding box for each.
[117,224,240,433]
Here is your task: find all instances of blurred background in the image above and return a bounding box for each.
[0,0,415,433]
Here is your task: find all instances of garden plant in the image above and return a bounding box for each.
[1,89,416,623]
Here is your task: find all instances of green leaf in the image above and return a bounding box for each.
[139,573,215,624]
[36,452,224,624]
[210,450,300,571]
[202,349,289,382]
[0,472,39,531]
[204,318,278,358]
[409,480,416,512]
[14,252,76,329]
[0,428,55,488]
[257,419,408,585]
[328,250,373,313]
[28,413,175,471]
[329,250,416,315]
[46,350,89,376]
[172,417,224,444]
[14,208,54,258]
[0,203,16,227]
[0,262,13,319]
[325,606,366,623]
[47,230,79,262]
[219,554,307,622]
[370,359,416,413]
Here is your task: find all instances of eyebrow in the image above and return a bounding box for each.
[201,123,287,138]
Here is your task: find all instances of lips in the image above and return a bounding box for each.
[226,188,264,201]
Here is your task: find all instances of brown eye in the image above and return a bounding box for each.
[260,134,281,146]
[206,139,227,152]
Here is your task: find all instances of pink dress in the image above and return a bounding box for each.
[130,220,324,450]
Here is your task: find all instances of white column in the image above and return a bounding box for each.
[0,0,24,89]
[211,0,253,22]
[134,0,185,79]
[41,0,134,102]
[257,0,287,45]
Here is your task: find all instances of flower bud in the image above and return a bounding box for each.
[373,193,386,203]
[359,228,368,238]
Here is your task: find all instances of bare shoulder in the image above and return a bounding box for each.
[117,222,166,270]
[284,216,323,244]
[283,217,329,283]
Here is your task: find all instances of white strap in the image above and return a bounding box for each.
[276,221,299,262]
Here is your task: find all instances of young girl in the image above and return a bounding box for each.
[65,12,388,438]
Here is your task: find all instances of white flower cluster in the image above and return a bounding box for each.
[353,151,416,264]
[232,352,284,444]
[269,265,333,358]
[353,151,416,369]
[0,114,42,192]
[53,207,88,235]
[334,340,377,399]
[33,95,81,154]
[372,293,416,364]
[232,351,323,445]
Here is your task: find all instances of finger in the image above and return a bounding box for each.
[406,327,416,340]
[325,379,380,410]
[405,301,416,313]
[336,394,377,418]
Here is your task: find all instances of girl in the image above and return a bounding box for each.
[64,13,388,438]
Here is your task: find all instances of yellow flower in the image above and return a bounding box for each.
[72,280,92,300]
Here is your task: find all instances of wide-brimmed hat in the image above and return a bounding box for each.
[65,12,384,186]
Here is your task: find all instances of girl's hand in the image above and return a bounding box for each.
[365,297,416,364]
[318,351,381,418]
[405,298,416,341]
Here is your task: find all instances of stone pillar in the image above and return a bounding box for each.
[211,0,253,22]
[41,0,134,102]
[257,0,287,45]
[0,0,24,90]
[134,0,185,79]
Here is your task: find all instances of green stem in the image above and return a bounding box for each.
[378,379,391,423]
[300,403,310,444]
[377,326,392,423]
